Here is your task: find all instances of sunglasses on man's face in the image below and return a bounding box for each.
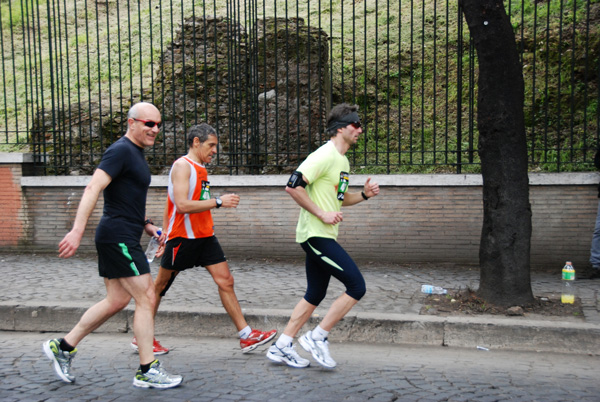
[133,118,162,129]
[349,121,361,129]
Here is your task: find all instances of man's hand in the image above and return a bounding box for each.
[57,169,112,259]
[58,229,84,259]
[220,193,240,208]
[363,177,380,199]
[144,224,164,241]
[320,211,343,225]
[156,242,166,259]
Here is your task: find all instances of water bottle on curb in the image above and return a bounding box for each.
[561,261,575,304]
[145,229,162,263]
[421,285,448,295]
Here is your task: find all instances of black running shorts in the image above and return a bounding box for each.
[96,242,151,279]
[160,236,227,271]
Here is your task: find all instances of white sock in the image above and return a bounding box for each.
[275,334,294,349]
[311,325,329,341]
[239,325,252,339]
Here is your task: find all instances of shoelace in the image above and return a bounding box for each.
[147,367,171,382]
[59,351,74,368]
[149,363,180,383]
[285,344,302,358]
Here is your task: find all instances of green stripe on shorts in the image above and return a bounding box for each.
[118,243,140,276]
[307,241,344,272]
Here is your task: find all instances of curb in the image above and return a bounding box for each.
[2,305,599,355]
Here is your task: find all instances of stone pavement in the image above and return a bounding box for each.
[1,253,599,355]
[3,332,600,401]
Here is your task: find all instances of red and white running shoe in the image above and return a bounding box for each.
[130,337,170,355]
[240,329,277,353]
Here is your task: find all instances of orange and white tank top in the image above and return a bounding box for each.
[165,156,214,240]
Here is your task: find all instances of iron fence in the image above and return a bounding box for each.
[0,0,598,175]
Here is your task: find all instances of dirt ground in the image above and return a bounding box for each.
[420,288,584,317]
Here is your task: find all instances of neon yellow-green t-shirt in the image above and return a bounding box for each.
[295,141,350,243]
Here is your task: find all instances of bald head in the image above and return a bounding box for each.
[126,102,162,148]
[128,102,160,120]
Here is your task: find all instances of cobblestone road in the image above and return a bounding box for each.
[2,331,598,401]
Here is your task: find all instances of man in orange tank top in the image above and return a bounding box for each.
[130,123,276,355]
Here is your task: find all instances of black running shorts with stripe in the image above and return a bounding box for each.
[160,236,227,271]
[96,242,151,279]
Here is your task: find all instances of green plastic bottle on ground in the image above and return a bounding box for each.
[561,261,575,304]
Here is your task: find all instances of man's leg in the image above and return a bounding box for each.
[129,267,174,355]
[295,294,358,369]
[297,238,365,368]
[153,266,180,317]
[265,298,314,368]
[205,261,277,352]
[318,293,359,332]
[282,298,317,338]
[42,277,133,383]
[119,273,182,389]
[590,201,600,267]
[205,261,247,330]
[115,273,157,365]
[581,201,600,279]
[63,278,133,348]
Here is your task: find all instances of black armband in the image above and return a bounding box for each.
[287,171,307,188]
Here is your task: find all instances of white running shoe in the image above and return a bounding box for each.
[266,342,310,368]
[299,330,337,368]
[42,339,77,383]
[133,360,183,389]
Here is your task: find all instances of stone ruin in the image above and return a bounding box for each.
[30,16,330,175]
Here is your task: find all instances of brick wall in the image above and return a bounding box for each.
[3,153,599,269]
[0,154,32,247]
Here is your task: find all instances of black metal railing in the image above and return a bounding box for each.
[0,0,598,175]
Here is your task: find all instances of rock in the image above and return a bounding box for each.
[506,306,524,316]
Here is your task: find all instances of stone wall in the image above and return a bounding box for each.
[31,16,330,176]
[3,153,598,269]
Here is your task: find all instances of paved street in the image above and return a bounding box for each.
[1,331,598,401]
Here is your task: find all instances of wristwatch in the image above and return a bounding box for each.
[215,197,222,208]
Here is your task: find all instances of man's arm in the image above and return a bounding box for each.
[58,169,112,258]
[171,160,239,214]
[286,174,343,225]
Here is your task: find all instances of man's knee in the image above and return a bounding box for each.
[304,289,327,306]
[347,283,366,301]
[108,295,132,312]
[214,273,234,291]
[208,264,235,290]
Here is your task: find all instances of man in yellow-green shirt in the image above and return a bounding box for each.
[266,103,380,369]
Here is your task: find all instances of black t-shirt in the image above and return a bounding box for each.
[95,136,151,243]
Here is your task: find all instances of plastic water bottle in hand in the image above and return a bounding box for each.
[421,284,447,295]
[145,229,162,263]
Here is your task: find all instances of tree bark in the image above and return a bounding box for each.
[460,0,534,306]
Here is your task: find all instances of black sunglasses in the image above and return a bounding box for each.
[133,118,162,129]
[349,121,361,129]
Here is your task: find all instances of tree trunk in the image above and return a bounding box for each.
[460,0,534,306]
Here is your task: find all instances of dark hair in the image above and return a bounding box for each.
[326,103,360,136]
[187,123,217,147]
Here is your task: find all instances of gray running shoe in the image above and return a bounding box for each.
[266,342,310,368]
[42,338,77,383]
[299,330,337,368]
[133,360,183,389]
